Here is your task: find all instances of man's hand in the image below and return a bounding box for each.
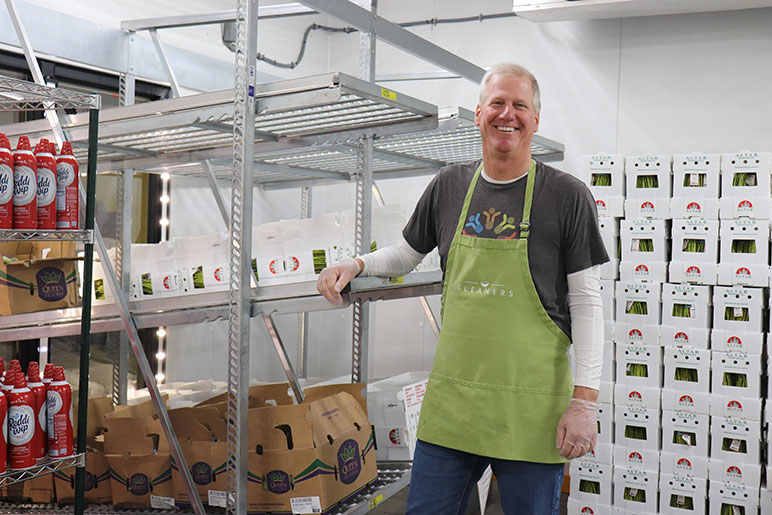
[316,258,363,305]
[556,397,599,459]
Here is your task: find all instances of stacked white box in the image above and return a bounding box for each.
[708,460,761,489]
[660,283,711,350]
[669,219,719,285]
[624,154,672,220]
[620,219,668,282]
[172,233,230,294]
[662,346,710,394]
[707,481,759,515]
[597,402,614,445]
[661,388,710,416]
[761,481,772,513]
[719,151,772,220]
[709,394,762,422]
[566,498,611,515]
[615,344,662,388]
[711,350,762,399]
[661,410,710,456]
[600,279,615,343]
[709,417,762,467]
[612,466,658,513]
[712,286,764,333]
[660,451,708,480]
[614,405,661,450]
[615,282,661,346]
[717,218,770,286]
[614,384,660,411]
[613,446,659,474]
[599,218,620,261]
[659,473,707,514]
[671,152,721,219]
[569,459,613,506]
[130,241,183,300]
[582,153,625,218]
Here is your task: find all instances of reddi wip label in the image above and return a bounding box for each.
[13,165,35,205]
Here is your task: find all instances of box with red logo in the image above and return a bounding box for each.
[130,242,182,300]
[581,153,625,218]
[615,343,662,388]
[619,260,667,284]
[173,233,230,294]
[660,325,709,351]
[614,322,659,347]
[717,263,769,287]
[662,346,710,392]
[582,442,613,466]
[718,219,769,281]
[567,498,611,515]
[711,329,762,354]
[661,410,709,456]
[711,350,762,399]
[612,465,658,513]
[719,195,772,220]
[658,473,707,514]
[661,283,711,334]
[613,405,660,450]
[613,446,659,473]
[671,197,719,220]
[625,154,672,200]
[597,402,613,445]
[709,395,761,422]
[661,389,709,415]
[660,451,708,479]
[719,151,771,199]
[708,460,761,488]
[620,219,668,263]
[709,416,761,465]
[707,481,759,515]
[668,261,718,286]
[712,286,763,333]
[615,282,661,327]
[671,219,719,265]
[624,197,671,220]
[614,385,660,411]
[671,152,720,214]
[569,459,612,506]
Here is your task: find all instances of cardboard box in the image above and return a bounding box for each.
[660,451,708,479]
[614,384,660,410]
[600,258,619,280]
[567,498,611,515]
[720,151,771,200]
[130,242,182,300]
[711,350,762,399]
[707,481,758,515]
[671,220,719,265]
[668,261,718,286]
[568,460,612,506]
[708,460,761,488]
[625,154,672,200]
[709,416,761,465]
[661,389,709,416]
[613,405,660,450]
[624,197,671,220]
[54,448,112,504]
[672,152,720,201]
[0,241,79,315]
[661,283,711,329]
[620,219,667,263]
[712,286,764,333]
[581,153,625,218]
[615,282,661,327]
[612,465,658,513]
[582,442,613,466]
[597,403,613,445]
[711,329,762,354]
[614,323,659,347]
[612,446,659,472]
[619,261,667,283]
[709,395,762,422]
[661,410,709,456]
[670,196,719,219]
[599,219,619,261]
[719,195,772,220]
[662,346,710,393]
[2,474,55,503]
[615,344,662,388]
[719,218,769,264]
[658,472,707,514]
[105,453,174,509]
[717,262,770,287]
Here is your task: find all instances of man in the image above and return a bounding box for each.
[317,62,608,514]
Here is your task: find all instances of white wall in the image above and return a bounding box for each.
[167,3,772,384]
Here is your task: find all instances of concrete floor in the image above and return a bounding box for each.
[371,481,570,514]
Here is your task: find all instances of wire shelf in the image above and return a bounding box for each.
[0,76,100,112]
[0,454,84,490]
[0,230,93,242]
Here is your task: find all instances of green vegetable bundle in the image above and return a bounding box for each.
[672,303,693,318]
[626,301,649,315]
[579,480,600,494]
[634,238,654,252]
[624,425,647,440]
[591,173,612,186]
[142,273,153,295]
[636,175,659,188]
[674,367,699,383]
[721,503,745,515]
[251,258,259,281]
[670,494,695,510]
[682,239,705,253]
[623,487,646,502]
[721,437,747,453]
[732,172,757,186]
[683,173,706,187]
[672,430,697,446]
[94,279,105,300]
[731,240,756,254]
[722,372,748,388]
[724,307,749,321]
[312,249,327,274]
[192,265,205,289]
[371,241,377,252]
[626,363,649,378]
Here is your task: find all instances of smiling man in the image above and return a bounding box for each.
[317,62,609,514]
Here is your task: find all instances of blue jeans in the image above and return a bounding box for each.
[406,439,564,515]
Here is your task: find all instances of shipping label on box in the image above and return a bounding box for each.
[711,329,762,354]
[661,409,709,456]
[662,346,710,392]
[625,154,672,200]
[670,196,719,220]
[708,459,761,488]
[709,394,761,421]
[624,197,671,220]
[661,388,709,416]
[612,465,658,513]
[719,218,769,265]
[711,350,762,399]
[620,219,668,263]
[613,405,660,450]
[712,286,764,333]
[720,151,771,199]
[615,282,661,326]
[709,416,761,465]
[660,451,708,479]
[615,344,662,388]
[671,219,719,265]
[707,481,759,515]
[619,261,667,283]
[658,472,707,515]
[672,152,720,199]
[661,283,711,329]
[668,261,718,285]
[105,453,174,509]
[612,446,659,472]
[614,384,660,410]
[569,459,612,506]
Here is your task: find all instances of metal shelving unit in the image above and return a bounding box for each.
[0,75,100,515]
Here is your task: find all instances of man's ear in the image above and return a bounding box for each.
[474,105,481,127]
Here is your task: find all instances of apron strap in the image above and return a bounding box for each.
[520,160,537,239]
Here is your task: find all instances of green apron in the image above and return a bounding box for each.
[416,161,572,463]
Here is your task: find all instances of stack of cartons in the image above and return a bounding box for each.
[669,218,719,285]
[717,218,770,287]
[718,152,772,220]
[624,155,672,221]
[671,152,720,220]
[620,219,668,283]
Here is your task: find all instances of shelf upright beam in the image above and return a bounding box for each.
[296,0,485,83]
[352,136,373,384]
[203,160,231,227]
[226,0,258,513]
[148,28,182,98]
[262,313,304,402]
[296,186,311,378]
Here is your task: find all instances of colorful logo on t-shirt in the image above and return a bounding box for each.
[462,208,518,239]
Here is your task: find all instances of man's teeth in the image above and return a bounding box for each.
[495,126,517,132]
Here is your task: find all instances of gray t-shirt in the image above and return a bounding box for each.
[403,159,609,337]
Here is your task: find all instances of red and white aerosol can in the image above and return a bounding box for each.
[56,142,78,230]
[47,366,72,458]
[10,360,20,374]
[0,357,6,380]
[0,134,12,229]
[34,140,56,230]
[8,373,35,469]
[26,362,46,459]
[0,381,7,473]
[12,136,37,230]
[42,363,54,388]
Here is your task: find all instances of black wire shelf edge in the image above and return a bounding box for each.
[0,453,84,489]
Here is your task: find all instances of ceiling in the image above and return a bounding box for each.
[512,0,772,21]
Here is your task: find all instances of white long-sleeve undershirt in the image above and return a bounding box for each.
[358,238,605,390]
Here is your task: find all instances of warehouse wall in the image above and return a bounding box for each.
[168,3,772,385]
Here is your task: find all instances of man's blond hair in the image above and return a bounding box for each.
[478,62,541,113]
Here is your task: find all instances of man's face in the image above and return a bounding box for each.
[474,74,540,162]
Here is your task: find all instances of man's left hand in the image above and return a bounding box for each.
[556,397,599,459]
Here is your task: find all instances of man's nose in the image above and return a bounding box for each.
[498,104,515,119]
